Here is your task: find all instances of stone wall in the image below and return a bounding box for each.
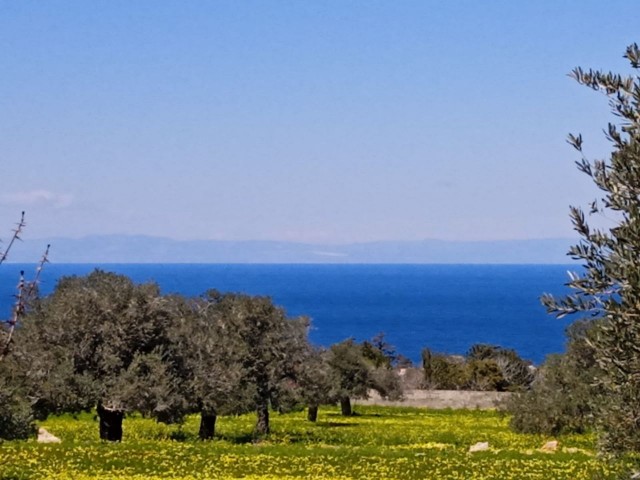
[356,389,511,409]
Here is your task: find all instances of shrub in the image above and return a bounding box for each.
[466,359,506,391]
[506,321,597,435]
[422,344,533,391]
[506,355,592,435]
[466,344,533,392]
[422,349,469,390]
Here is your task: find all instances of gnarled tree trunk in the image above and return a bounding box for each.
[97,403,124,442]
[199,412,217,440]
[254,375,271,436]
[340,396,352,416]
[255,400,270,435]
[307,404,319,422]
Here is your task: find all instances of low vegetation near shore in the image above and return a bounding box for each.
[1,406,638,480]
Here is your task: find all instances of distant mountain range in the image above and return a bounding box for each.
[5,235,576,264]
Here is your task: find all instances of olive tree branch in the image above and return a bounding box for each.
[0,239,50,362]
[0,211,26,265]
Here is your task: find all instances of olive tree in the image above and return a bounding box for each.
[297,347,334,422]
[328,338,402,416]
[265,344,335,423]
[167,291,253,440]
[15,270,186,441]
[542,43,640,452]
[212,293,311,436]
[328,339,372,416]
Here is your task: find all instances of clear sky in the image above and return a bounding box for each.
[0,1,636,244]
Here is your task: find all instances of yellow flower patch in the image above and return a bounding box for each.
[0,406,636,479]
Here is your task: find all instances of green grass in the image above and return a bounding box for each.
[1,406,638,479]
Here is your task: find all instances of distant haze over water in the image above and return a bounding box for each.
[0,264,576,364]
[9,235,575,264]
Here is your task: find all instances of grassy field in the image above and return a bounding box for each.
[1,406,637,479]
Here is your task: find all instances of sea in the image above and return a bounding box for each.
[0,263,578,365]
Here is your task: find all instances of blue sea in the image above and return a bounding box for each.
[0,264,577,364]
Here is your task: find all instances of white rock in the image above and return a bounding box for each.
[37,427,61,443]
[540,440,558,452]
[469,441,489,453]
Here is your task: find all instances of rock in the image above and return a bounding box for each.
[37,427,61,443]
[540,440,558,452]
[469,441,489,453]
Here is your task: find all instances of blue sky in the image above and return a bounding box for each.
[0,1,636,243]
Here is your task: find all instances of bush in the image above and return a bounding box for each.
[422,345,533,391]
[505,322,597,435]
[466,359,506,391]
[466,344,533,392]
[422,349,469,390]
[506,355,590,435]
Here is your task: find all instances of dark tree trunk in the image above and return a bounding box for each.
[307,404,319,422]
[340,396,352,416]
[199,412,217,440]
[97,403,124,442]
[255,400,270,435]
[254,375,270,436]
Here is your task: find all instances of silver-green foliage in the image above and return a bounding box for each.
[15,271,185,427]
[541,43,640,453]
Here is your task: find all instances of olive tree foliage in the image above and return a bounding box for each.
[0,361,33,440]
[293,346,334,422]
[6,263,316,442]
[167,291,254,440]
[328,337,402,416]
[14,270,186,441]
[208,293,311,436]
[174,290,321,435]
[327,339,371,416]
[541,44,640,453]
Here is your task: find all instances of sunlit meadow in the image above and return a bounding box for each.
[1,406,638,479]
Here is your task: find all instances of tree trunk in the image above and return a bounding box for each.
[340,396,352,416]
[198,412,217,440]
[255,400,270,435]
[254,375,271,436]
[97,403,124,442]
[307,404,319,422]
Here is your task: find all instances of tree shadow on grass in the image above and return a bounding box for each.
[315,421,359,428]
[218,432,256,444]
[325,411,383,419]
